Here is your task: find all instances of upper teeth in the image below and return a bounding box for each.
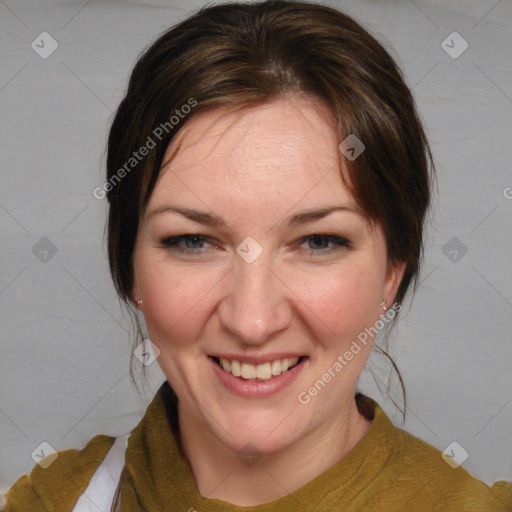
[218,357,300,381]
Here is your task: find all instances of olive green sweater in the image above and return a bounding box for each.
[4,382,512,511]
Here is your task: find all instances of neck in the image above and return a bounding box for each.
[175,396,373,507]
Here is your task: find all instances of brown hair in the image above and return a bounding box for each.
[105,0,435,419]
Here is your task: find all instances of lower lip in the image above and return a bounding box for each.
[209,356,307,398]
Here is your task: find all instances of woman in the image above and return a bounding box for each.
[4,1,511,510]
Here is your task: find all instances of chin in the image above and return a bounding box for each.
[212,411,309,455]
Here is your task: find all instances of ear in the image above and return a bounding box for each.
[382,260,407,307]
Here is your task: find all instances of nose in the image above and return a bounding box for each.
[217,249,293,346]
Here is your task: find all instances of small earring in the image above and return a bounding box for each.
[380,300,387,312]
[136,299,143,306]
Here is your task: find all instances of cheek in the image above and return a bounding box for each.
[136,256,217,347]
[294,263,383,341]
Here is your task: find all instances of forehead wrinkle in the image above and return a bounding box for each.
[228,110,257,155]
[159,107,254,180]
[296,101,340,178]
[161,97,335,181]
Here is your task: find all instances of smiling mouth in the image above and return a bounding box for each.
[211,356,307,381]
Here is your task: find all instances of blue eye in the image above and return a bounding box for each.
[160,234,212,254]
[299,235,351,255]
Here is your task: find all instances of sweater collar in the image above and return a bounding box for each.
[122,381,397,511]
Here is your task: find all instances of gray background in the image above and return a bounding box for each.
[1,0,511,493]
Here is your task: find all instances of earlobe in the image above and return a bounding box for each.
[383,260,407,307]
[132,280,143,309]
[131,294,143,309]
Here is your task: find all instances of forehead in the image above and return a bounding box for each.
[149,96,358,214]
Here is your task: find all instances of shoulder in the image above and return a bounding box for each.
[388,425,512,511]
[2,434,115,512]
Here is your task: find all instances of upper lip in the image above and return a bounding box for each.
[209,353,307,365]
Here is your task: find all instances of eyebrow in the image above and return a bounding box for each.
[145,204,362,227]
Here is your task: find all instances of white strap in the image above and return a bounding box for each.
[71,432,131,512]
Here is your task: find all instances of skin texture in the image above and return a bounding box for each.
[132,95,406,506]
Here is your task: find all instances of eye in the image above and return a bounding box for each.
[298,234,351,255]
[159,233,351,257]
[159,234,214,254]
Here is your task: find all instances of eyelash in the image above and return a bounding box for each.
[159,234,351,256]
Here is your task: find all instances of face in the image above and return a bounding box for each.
[132,96,404,454]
